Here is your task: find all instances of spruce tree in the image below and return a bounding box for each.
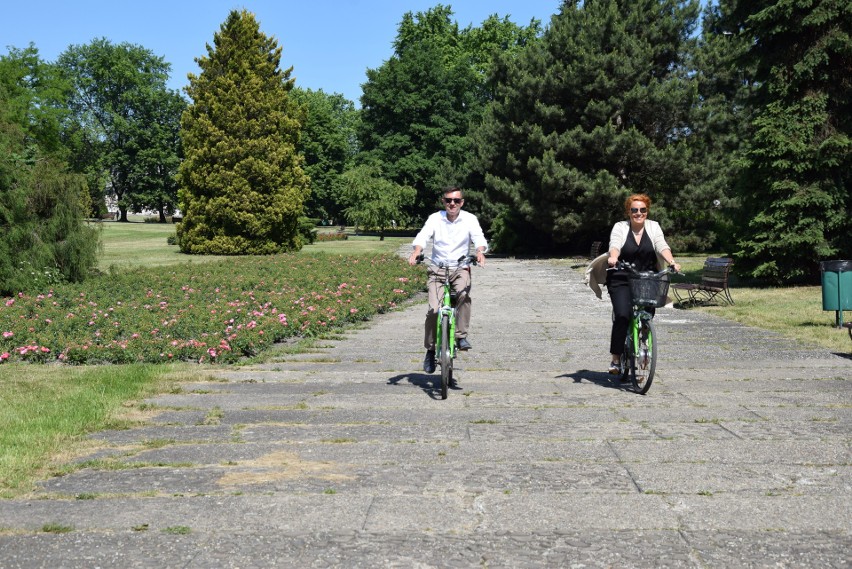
[177,10,309,255]
[470,0,699,252]
[728,0,851,283]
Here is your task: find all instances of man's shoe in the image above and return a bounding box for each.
[423,350,436,374]
[608,362,621,375]
[457,338,472,351]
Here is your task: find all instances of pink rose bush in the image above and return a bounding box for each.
[0,253,421,365]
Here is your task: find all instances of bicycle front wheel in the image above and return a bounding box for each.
[620,330,632,384]
[631,318,657,394]
[439,314,451,400]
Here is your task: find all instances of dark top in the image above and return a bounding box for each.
[606,230,656,287]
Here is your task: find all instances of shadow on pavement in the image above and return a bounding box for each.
[386,372,450,400]
[557,369,630,391]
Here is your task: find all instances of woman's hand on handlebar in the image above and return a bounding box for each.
[607,255,619,268]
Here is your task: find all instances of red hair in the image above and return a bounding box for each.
[624,194,651,216]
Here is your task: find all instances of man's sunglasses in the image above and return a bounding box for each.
[443,198,463,204]
[630,207,647,214]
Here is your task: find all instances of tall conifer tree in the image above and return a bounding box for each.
[728,0,851,282]
[177,10,309,255]
[471,0,699,252]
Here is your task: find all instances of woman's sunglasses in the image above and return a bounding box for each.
[630,207,647,214]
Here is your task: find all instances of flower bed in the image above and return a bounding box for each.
[1,253,421,365]
[315,232,348,242]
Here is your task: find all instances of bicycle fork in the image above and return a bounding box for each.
[631,316,652,366]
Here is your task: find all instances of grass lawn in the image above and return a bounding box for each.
[307,235,409,254]
[95,220,229,269]
[0,363,186,497]
[96,220,408,269]
[671,256,850,354]
[692,286,850,354]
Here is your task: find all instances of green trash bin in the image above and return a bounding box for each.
[820,260,852,327]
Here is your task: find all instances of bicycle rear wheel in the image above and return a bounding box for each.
[631,318,657,394]
[439,314,451,399]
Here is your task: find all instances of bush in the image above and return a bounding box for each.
[298,217,318,245]
[0,155,100,295]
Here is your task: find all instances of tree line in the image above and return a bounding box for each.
[1,1,849,294]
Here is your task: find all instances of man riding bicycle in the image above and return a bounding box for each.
[408,187,488,374]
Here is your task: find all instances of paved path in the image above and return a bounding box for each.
[1,258,850,568]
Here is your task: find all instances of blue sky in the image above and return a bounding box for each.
[1,1,562,105]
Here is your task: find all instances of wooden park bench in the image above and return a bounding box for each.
[672,257,735,306]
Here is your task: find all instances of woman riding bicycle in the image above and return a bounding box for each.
[408,187,488,374]
[597,194,681,375]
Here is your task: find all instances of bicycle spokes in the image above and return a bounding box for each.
[637,340,650,369]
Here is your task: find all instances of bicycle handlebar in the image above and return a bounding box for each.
[608,261,681,277]
[415,254,478,268]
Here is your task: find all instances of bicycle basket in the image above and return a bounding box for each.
[628,273,669,307]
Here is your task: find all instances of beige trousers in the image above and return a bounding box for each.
[423,266,472,349]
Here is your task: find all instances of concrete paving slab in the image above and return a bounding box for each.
[627,462,850,495]
[610,439,851,465]
[0,495,375,532]
[672,494,851,531]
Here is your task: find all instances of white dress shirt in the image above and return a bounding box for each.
[413,210,489,267]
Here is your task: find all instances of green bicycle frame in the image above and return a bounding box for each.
[435,277,456,358]
[630,309,653,352]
